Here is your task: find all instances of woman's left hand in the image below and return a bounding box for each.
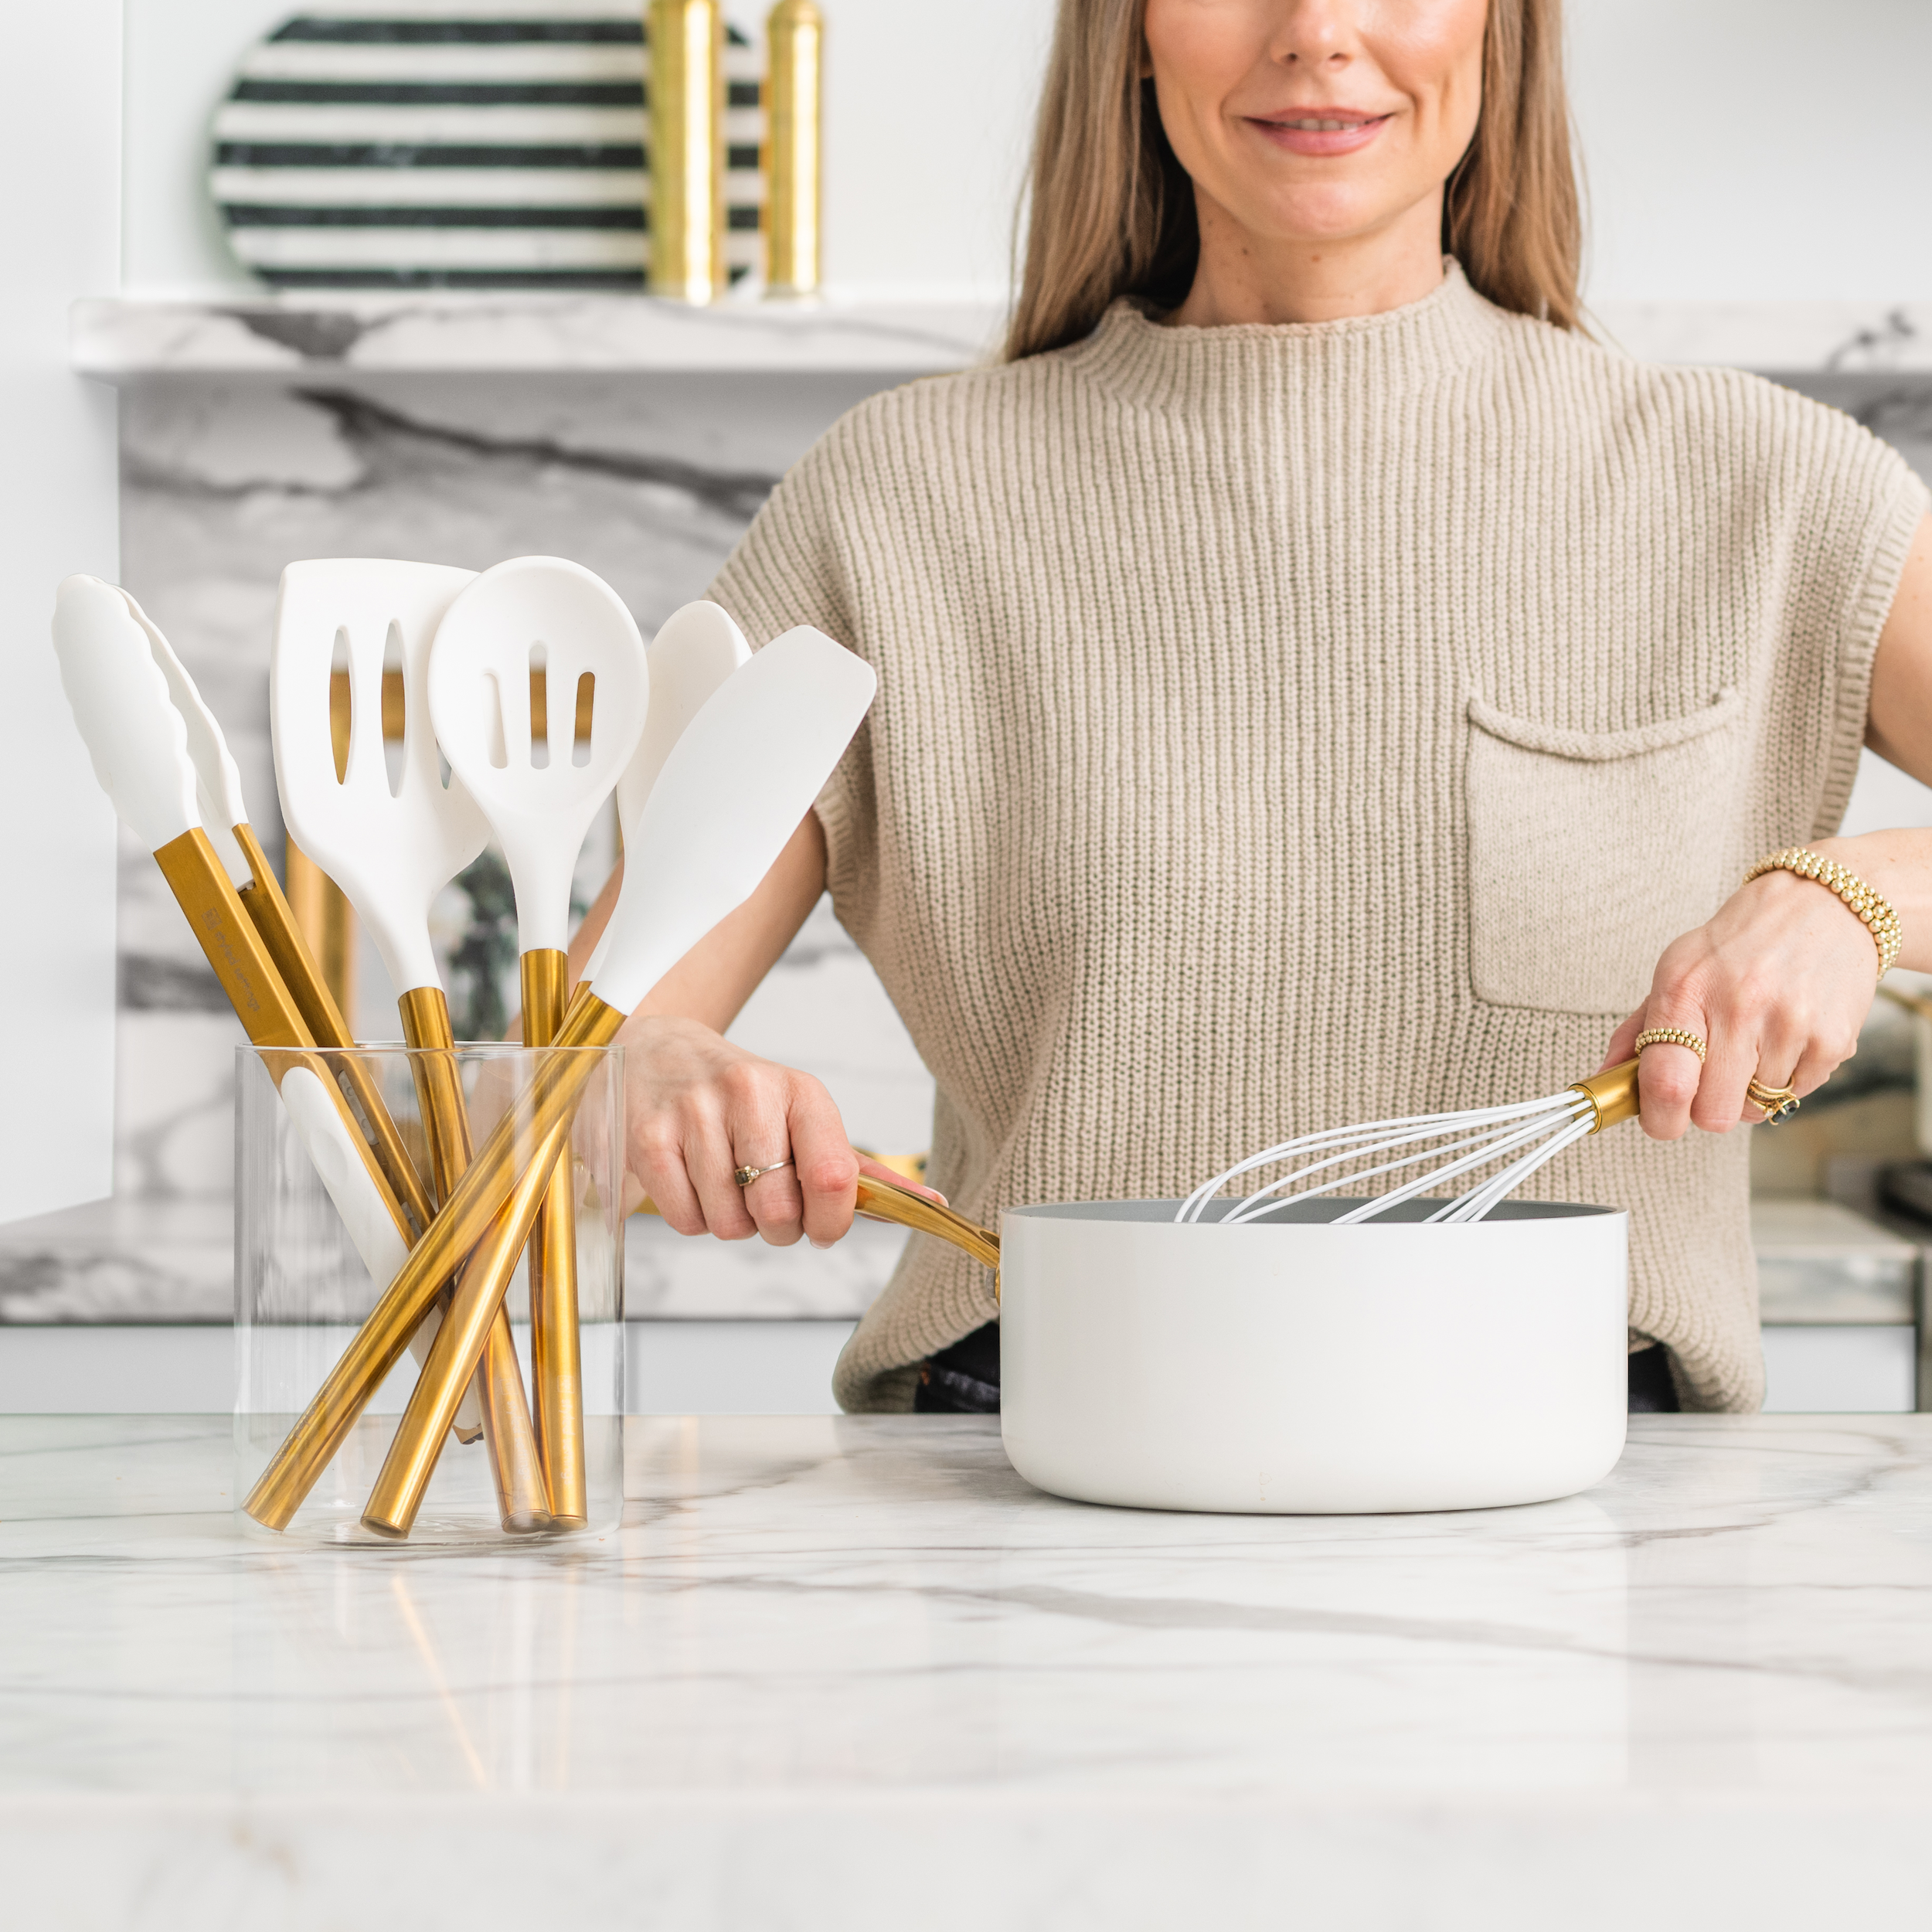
[1601,838,1886,1138]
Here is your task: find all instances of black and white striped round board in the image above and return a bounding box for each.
[211,7,764,289]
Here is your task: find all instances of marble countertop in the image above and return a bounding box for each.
[4,1413,1930,1928]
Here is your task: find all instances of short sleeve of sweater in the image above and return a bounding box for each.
[704,411,879,922]
[1763,389,1930,839]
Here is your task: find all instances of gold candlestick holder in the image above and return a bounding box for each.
[648,0,725,302]
[763,0,822,301]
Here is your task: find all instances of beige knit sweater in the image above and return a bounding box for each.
[710,263,1929,1414]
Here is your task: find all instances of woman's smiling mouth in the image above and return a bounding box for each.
[1249,111,1394,157]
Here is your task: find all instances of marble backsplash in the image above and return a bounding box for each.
[59,362,934,1321]
[5,354,1930,1326]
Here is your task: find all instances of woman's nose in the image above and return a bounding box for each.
[1267,0,1359,67]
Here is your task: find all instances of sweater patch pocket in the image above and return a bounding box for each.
[1466,688,1745,1015]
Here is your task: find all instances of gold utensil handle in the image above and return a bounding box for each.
[399,985,551,1534]
[362,1103,573,1538]
[520,949,587,1528]
[854,1173,1001,1296]
[232,821,435,1234]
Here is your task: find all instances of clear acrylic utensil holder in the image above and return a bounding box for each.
[233,1041,625,1544]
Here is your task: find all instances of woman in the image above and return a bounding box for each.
[576,0,1932,1415]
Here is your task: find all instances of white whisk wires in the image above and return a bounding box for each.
[1175,1087,1599,1228]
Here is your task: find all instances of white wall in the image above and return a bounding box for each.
[122,0,285,298]
[0,2,124,1220]
[121,0,1051,301]
[122,1,1928,307]
[1568,0,1932,304]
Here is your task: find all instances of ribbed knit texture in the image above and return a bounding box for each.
[709,264,1930,1415]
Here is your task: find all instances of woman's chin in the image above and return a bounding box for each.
[1233,190,1435,257]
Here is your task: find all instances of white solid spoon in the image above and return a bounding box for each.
[584,598,752,984]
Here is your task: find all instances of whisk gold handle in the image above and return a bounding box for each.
[1568,1057,1641,1133]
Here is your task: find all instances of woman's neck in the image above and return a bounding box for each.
[1166,187,1448,328]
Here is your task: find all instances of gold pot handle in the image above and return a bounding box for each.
[854,1172,1002,1297]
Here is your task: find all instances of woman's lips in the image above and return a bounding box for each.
[1249,113,1392,158]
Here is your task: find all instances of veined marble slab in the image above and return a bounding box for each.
[107,359,939,1318]
[0,1196,233,1323]
[0,1413,1928,1930]
[0,1192,906,1325]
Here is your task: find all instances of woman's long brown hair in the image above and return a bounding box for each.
[1005,0,1582,361]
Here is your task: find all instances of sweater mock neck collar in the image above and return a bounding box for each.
[1060,259,1507,408]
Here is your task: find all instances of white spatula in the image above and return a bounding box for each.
[425,556,651,1523]
[584,598,752,984]
[250,625,876,1536]
[272,558,547,1527]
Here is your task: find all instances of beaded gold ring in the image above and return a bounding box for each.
[1634,1027,1708,1063]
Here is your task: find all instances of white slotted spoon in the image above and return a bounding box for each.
[425,555,651,1525]
[272,557,548,1528]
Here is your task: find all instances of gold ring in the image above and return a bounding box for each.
[1634,1027,1707,1063]
[734,1158,794,1188]
[1746,1078,1801,1125]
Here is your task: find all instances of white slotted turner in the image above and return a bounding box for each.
[272,559,545,1521]
[272,560,488,1000]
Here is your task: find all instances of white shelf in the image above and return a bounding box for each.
[71,291,1005,379]
[71,293,1932,383]
[1590,299,1932,375]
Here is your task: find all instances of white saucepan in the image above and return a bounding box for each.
[855,1181,1628,1514]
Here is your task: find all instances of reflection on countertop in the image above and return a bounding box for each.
[1,1412,1929,1927]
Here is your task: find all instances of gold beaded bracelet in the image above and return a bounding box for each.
[1743,846,1903,978]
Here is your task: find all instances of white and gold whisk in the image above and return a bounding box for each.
[1176,1060,1644,1226]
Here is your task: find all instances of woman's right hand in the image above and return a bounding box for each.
[616,1012,940,1247]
